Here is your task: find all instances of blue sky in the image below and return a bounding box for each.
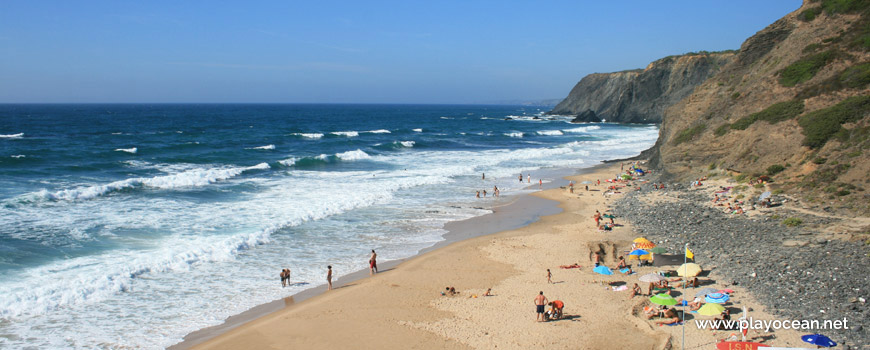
[0,1,801,104]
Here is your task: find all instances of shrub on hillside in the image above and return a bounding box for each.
[782,217,803,227]
[671,124,706,145]
[839,62,870,88]
[779,50,839,87]
[766,164,786,175]
[799,7,822,21]
[799,95,870,148]
[714,124,730,136]
[730,115,758,130]
[753,100,805,124]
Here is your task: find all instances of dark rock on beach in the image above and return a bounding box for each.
[612,176,869,348]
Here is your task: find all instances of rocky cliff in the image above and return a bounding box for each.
[648,0,870,215]
[549,52,735,123]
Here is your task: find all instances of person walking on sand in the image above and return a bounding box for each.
[593,210,601,226]
[547,269,553,284]
[534,291,549,322]
[327,265,333,290]
[369,250,378,275]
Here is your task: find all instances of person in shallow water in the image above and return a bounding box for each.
[369,250,378,275]
[327,265,333,290]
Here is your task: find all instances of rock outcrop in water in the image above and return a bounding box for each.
[549,52,735,123]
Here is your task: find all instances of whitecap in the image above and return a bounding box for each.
[505,132,524,138]
[290,133,324,139]
[11,155,25,158]
[336,149,371,160]
[278,157,298,167]
[115,148,137,154]
[249,145,276,150]
[563,125,601,133]
[412,128,423,132]
[331,131,359,137]
[537,130,564,136]
[399,141,415,148]
[0,133,24,139]
[30,163,270,201]
[365,129,391,134]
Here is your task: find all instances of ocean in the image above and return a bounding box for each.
[0,104,658,349]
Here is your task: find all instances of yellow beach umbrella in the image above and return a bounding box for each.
[633,237,656,249]
[697,303,725,316]
[677,263,702,277]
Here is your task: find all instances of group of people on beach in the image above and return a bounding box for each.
[280,249,378,291]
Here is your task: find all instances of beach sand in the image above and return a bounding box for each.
[182,162,806,350]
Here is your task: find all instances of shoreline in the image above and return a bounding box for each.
[170,164,601,349]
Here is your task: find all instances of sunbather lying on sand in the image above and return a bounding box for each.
[559,263,582,269]
[656,308,681,325]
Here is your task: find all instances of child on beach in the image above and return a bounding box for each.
[547,269,552,284]
[327,265,333,290]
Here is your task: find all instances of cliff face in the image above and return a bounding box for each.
[550,52,735,123]
[650,0,870,214]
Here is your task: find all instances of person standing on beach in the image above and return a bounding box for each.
[527,174,531,183]
[539,179,542,189]
[519,174,523,182]
[482,173,485,180]
[546,269,552,284]
[327,265,333,290]
[534,291,549,322]
[369,250,378,275]
[280,269,287,287]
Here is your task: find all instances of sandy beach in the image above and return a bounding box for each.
[179,162,809,350]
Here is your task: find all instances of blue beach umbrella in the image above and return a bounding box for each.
[705,293,730,304]
[629,249,650,256]
[593,265,613,275]
[801,334,837,347]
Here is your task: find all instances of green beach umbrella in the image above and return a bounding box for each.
[650,293,678,306]
[649,247,667,254]
[697,303,726,316]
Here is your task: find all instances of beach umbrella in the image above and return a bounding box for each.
[629,249,650,256]
[758,191,772,201]
[593,265,613,275]
[677,263,702,277]
[649,247,667,254]
[633,237,652,244]
[650,293,678,306]
[802,334,837,347]
[639,273,666,283]
[697,303,726,316]
[705,293,730,304]
[694,288,718,297]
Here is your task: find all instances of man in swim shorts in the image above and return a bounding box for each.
[534,291,548,322]
[369,250,378,275]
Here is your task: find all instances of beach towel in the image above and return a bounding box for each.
[612,285,628,291]
[663,322,684,326]
[619,268,632,274]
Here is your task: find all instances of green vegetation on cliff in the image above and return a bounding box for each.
[727,100,805,131]
[779,50,840,86]
[798,95,870,148]
[798,62,870,97]
[671,123,706,145]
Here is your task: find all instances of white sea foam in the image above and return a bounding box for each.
[563,125,601,133]
[0,133,24,139]
[32,163,270,201]
[115,147,138,154]
[336,149,371,160]
[249,144,276,150]
[505,132,524,138]
[398,141,415,148]
[291,133,324,139]
[11,155,25,158]
[331,131,359,137]
[365,129,391,134]
[413,128,423,132]
[537,130,564,136]
[278,157,298,167]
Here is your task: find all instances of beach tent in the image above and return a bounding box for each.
[652,254,693,266]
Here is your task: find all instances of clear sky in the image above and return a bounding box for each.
[0,1,802,104]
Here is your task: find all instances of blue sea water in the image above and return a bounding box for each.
[0,104,658,349]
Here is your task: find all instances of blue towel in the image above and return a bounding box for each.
[665,322,684,326]
[619,268,630,274]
